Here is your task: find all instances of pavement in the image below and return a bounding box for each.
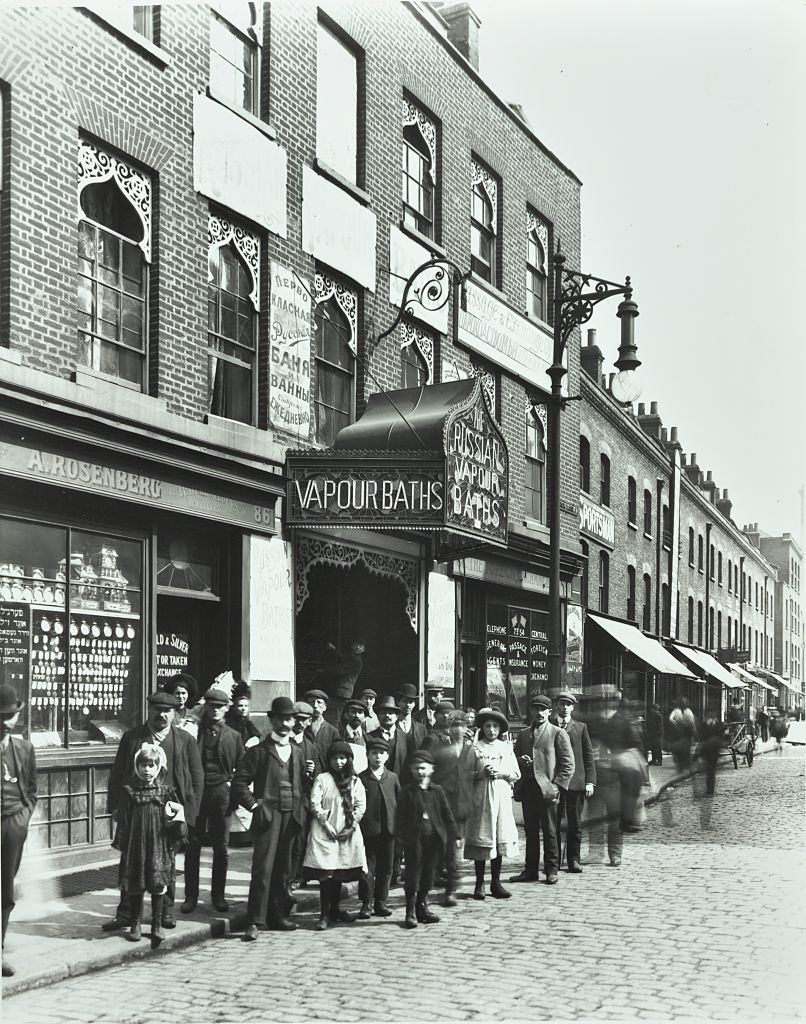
[0,736,787,1000]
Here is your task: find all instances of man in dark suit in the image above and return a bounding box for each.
[103,690,203,931]
[339,698,368,773]
[510,693,574,885]
[552,691,596,874]
[181,687,245,914]
[422,701,456,752]
[232,696,306,940]
[303,688,340,761]
[358,737,400,918]
[414,682,445,731]
[1,684,37,978]
[289,700,321,887]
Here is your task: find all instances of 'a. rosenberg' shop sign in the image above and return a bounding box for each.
[269,260,311,440]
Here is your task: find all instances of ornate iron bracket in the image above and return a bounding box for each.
[559,267,632,349]
[378,255,468,343]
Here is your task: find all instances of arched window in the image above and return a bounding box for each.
[627,565,636,621]
[208,238,258,425]
[471,182,496,283]
[727,558,732,593]
[698,535,704,572]
[643,489,653,535]
[717,610,722,649]
[687,596,694,644]
[709,544,716,581]
[600,454,611,507]
[78,173,149,386]
[688,527,695,566]
[697,600,703,646]
[717,551,723,585]
[627,477,637,525]
[599,551,609,613]
[661,582,670,635]
[401,342,428,388]
[402,122,434,238]
[580,541,589,607]
[579,436,591,493]
[642,573,652,632]
[314,294,354,445]
[526,227,547,320]
[525,412,546,523]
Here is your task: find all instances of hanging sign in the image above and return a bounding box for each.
[0,603,30,691]
[445,396,508,545]
[579,494,616,548]
[269,260,312,440]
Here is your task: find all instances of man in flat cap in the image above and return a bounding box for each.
[182,687,245,915]
[422,701,456,752]
[358,688,380,733]
[103,689,203,932]
[552,691,596,874]
[289,701,322,888]
[232,696,307,940]
[510,693,574,885]
[303,689,340,761]
[340,698,368,773]
[414,681,445,731]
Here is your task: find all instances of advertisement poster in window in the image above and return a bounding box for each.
[157,632,190,682]
[565,604,584,695]
[507,608,529,720]
[269,260,312,440]
[485,604,507,711]
[529,609,549,695]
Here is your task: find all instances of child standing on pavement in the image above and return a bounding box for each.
[357,737,399,919]
[113,743,187,949]
[464,708,520,901]
[304,741,367,931]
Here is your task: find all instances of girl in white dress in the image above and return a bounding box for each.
[464,708,520,901]
[303,740,367,931]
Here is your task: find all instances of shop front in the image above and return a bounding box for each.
[0,424,282,857]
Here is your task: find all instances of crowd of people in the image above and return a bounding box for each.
[0,672,794,973]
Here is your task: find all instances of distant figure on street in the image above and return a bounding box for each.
[1,683,37,978]
[668,697,697,772]
[756,707,770,743]
[224,681,262,748]
[770,712,789,753]
[646,703,664,765]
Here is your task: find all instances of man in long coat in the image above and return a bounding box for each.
[552,691,596,873]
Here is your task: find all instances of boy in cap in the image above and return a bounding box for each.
[303,689,340,761]
[422,701,456,752]
[182,687,245,914]
[552,691,596,874]
[359,688,380,733]
[395,749,458,928]
[340,698,368,773]
[357,737,400,918]
[1,683,37,977]
[414,682,445,730]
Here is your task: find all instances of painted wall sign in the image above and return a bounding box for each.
[248,535,294,684]
[269,260,312,440]
[579,493,616,548]
[445,399,508,545]
[451,556,549,595]
[156,632,190,681]
[0,437,276,535]
[301,165,377,291]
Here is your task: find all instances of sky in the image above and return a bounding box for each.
[473,0,806,545]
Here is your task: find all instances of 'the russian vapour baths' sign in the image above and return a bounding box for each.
[445,397,508,545]
[269,260,311,440]
[579,493,616,548]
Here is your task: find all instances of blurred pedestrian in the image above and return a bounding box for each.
[509,694,573,885]
[756,706,770,743]
[585,702,624,867]
[770,712,789,753]
[422,700,456,753]
[395,749,458,928]
[304,741,366,931]
[1,683,37,978]
[607,700,647,833]
[357,737,399,918]
[552,692,595,873]
[466,708,520,899]
[113,743,187,949]
[668,697,697,772]
[464,708,477,741]
[225,681,261,748]
[646,703,664,765]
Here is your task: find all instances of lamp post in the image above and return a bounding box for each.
[545,244,641,691]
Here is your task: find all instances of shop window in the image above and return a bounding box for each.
[77,143,151,388]
[485,603,547,722]
[627,477,637,526]
[317,19,359,183]
[470,160,498,285]
[687,596,694,644]
[579,436,590,493]
[0,516,142,749]
[210,5,259,115]
[402,103,436,238]
[525,411,546,523]
[598,551,609,614]
[207,216,259,425]
[525,210,548,321]
[643,489,652,536]
[580,541,589,607]
[314,275,356,446]
[688,527,695,566]
[627,565,636,621]
[642,573,651,632]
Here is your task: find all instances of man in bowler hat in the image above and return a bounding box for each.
[1,683,37,977]
[103,690,203,931]
[552,691,596,873]
[414,682,445,730]
[182,687,245,914]
[395,684,427,747]
[510,694,574,885]
[232,696,306,940]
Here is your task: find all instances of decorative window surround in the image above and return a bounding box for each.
[472,363,497,418]
[401,322,434,383]
[78,141,151,261]
[471,158,497,233]
[314,271,358,353]
[208,213,260,310]
[527,209,549,260]
[402,99,437,182]
[528,397,548,441]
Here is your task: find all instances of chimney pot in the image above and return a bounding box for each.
[601,375,607,389]
[670,427,678,442]
[681,454,687,466]
[723,489,729,500]
[706,470,713,483]
[661,427,668,442]
[690,453,698,465]
[650,401,658,415]
[587,328,596,347]
[608,373,615,389]
[637,402,646,415]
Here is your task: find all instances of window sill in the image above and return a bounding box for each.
[398,219,446,257]
[469,271,508,304]
[523,310,552,333]
[0,346,22,366]
[313,159,371,207]
[81,6,171,67]
[521,517,550,542]
[206,86,277,141]
[628,521,637,532]
[643,532,653,541]
[73,365,147,395]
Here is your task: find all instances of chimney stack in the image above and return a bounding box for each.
[716,488,733,520]
[637,400,663,440]
[684,452,700,484]
[580,328,604,382]
[440,3,482,70]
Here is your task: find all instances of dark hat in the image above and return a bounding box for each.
[231,680,252,702]
[304,688,329,703]
[269,696,296,716]
[530,693,553,710]
[476,706,509,732]
[326,740,353,760]
[293,701,314,717]
[0,684,24,716]
[202,687,230,706]
[554,691,577,705]
[395,684,418,700]
[376,696,398,712]
[344,698,367,713]
[424,681,445,692]
[358,687,378,699]
[409,748,435,765]
[435,700,455,713]
[366,737,389,753]
[164,673,198,700]
[148,690,179,709]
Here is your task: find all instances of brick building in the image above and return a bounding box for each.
[0,1,585,857]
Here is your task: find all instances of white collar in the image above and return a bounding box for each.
[271,732,290,746]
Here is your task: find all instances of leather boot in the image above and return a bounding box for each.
[316,882,329,931]
[328,879,355,923]
[404,893,418,929]
[415,891,440,924]
[150,894,164,950]
[126,894,143,942]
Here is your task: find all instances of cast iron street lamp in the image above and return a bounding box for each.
[545,244,641,691]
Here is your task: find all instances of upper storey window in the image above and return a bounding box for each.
[402,101,436,238]
[209,4,260,115]
[470,159,498,285]
[526,210,548,321]
[317,20,359,184]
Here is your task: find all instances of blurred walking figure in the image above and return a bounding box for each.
[585,702,624,865]
[668,697,698,772]
[770,711,789,753]
[646,703,664,766]
[693,714,724,830]
[607,700,648,833]
[756,706,770,743]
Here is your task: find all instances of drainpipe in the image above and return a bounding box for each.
[655,478,664,635]
[739,554,745,653]
[705,523,712,649]
[763,574,768,668]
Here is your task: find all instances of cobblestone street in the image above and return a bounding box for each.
[4,748,804,1023]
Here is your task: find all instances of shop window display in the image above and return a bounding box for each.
[0,516,142,748]
[485,603,549,722]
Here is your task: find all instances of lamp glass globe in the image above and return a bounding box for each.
[611,368,642,404]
